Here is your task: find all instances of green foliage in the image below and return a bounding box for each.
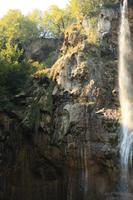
[0,9,42,45]
[0,0,117,106]
[0,42,22,63]
[67,0,82,19]
[0,59,35,95]
[68,0,117,18]
[0,9,41,101]
[43,5,74,37]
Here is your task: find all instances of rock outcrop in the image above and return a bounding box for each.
[24,38,59,63]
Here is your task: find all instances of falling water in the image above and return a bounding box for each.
[119,0,133,167]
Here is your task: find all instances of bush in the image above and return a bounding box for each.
[0,60,36,96]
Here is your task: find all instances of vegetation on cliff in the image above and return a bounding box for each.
[0,2,122,199]
[0,0,117,108]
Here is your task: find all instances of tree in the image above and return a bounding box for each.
[68,0,117,18]
[27,9,45,37]
[43,5,73,38]
[0,10,38,98]
[0,9,42,47]
[67,0,81,19]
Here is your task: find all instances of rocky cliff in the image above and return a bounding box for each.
[24,38,59,63]
[1,2,133,200]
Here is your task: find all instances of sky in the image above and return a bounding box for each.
[0,0,69,17]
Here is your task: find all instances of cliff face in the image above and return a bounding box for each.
[1,3,133,200]
[24,38,59,63]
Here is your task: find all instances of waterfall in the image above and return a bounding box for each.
[119,0,133,167]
